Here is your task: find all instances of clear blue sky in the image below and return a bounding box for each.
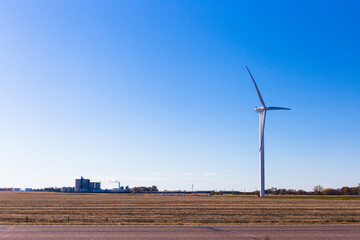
[0,1,359,191]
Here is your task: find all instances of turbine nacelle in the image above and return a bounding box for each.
[254,107,265,113]
[254,106,291,113]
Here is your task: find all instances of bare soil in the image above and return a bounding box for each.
[0,192,359,225]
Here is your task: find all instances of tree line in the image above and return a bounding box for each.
[131,185,159,193]
[262,185,359,195]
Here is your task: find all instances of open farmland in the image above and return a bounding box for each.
[0,192,359,225]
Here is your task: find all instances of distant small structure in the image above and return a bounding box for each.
[111,185,130,193]
[44,187,61,192]
[75,176,101,192]
[61,187,75,192]
[25,188,32,192]
[13,188,21,191]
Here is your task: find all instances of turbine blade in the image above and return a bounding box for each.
[246,66,266,108]
[267,107,291,110]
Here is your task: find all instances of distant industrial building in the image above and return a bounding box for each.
[75,176,101,192]
[90,182,101,192]
[75,177,90,192]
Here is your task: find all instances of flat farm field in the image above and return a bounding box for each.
[0,192,359,225]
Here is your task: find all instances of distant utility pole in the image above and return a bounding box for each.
[192,184,194,192]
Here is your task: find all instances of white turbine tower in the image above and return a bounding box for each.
[246,66,291,197]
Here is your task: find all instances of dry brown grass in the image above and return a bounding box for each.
[0,192,359,225]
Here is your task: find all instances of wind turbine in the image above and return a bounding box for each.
[246,66,290,197]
